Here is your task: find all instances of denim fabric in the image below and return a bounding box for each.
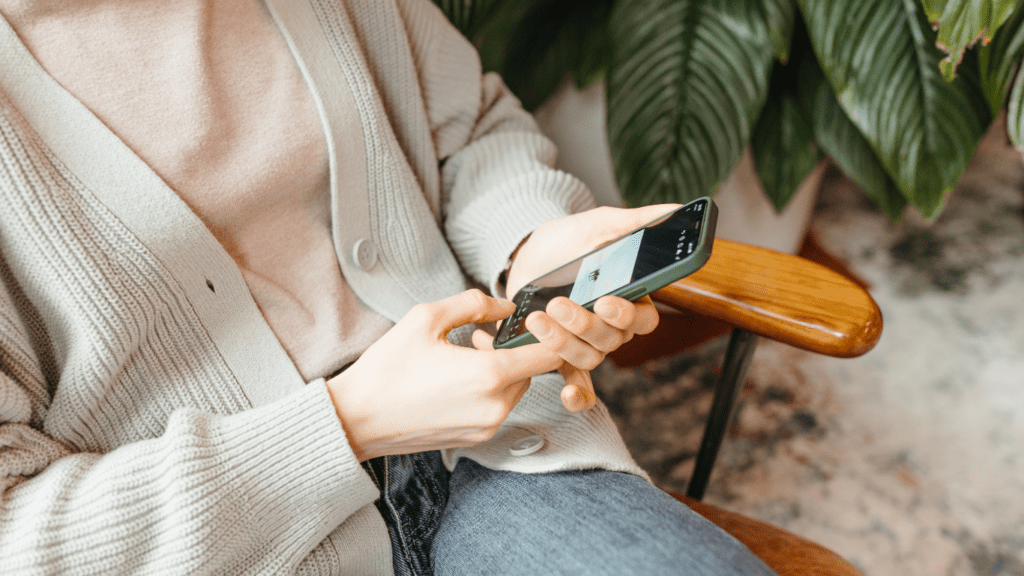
[364,452,450,576]
[370,453,779,576]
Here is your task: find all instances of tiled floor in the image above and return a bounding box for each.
[594,124,1024,576]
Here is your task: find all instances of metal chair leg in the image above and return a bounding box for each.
[685,327,760,501]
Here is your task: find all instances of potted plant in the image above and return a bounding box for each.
[433,0,1024,224]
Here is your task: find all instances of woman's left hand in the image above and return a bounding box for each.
[485,205,679,413]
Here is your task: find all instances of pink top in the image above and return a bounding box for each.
[3,0,393,380]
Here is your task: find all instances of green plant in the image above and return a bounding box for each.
[435,0,1024,220]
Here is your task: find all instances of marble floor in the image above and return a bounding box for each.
[593,125,1024,576]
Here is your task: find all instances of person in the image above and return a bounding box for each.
[0,0,780,574]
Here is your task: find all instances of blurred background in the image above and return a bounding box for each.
[596,121,1024,576]
[433,1,1024,574]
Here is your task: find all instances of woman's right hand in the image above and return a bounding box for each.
[326,289,563,461]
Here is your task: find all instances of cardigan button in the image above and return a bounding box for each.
[509,434,545,457]
[352,239,378,271]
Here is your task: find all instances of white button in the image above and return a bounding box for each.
[352,239,378,271]
[509,434,545,457]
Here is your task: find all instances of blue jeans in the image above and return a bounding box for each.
[365,452,779,576]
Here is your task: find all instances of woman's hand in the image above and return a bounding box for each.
[326,289,563,462]
[500,205,678,413]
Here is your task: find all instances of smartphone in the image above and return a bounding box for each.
[494,197,718,349]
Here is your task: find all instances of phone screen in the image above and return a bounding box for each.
[496,199,711,345]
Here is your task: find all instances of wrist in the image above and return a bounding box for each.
[326,372,373,462]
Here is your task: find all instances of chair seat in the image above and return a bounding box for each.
[671,493,864,576]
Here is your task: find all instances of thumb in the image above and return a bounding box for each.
[559,365,597,412]
[472,328,496,350]
[591,204,682,248]
[427,289,514,336]
[622,203,681,227]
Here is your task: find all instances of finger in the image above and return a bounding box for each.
[547,297,627,353]
[629,296,660,335]
[594,295,659,335]
[472,328,496,351]
[620,203,683,228]
[525,311,605,371]
[417,289,514,335]
[559,365,597,412]
[488,342,563,383]
[502,377,533,410]
[593,204,682,242]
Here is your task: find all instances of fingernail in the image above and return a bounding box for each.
[571,387,590,412]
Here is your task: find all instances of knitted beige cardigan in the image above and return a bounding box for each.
[0,0,645,573]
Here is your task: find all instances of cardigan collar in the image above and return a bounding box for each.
[0,2,382,405]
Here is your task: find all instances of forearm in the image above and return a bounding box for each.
[0,382,377,575]
[395,0,596,294]
[442,127,596,295]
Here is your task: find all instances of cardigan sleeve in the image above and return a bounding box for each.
[0,274,380,575]
[396,0,597,296]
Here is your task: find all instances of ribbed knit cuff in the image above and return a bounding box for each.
[207,380,379,564]
[446,171,596,297]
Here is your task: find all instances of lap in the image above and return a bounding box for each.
[431,458,778,576]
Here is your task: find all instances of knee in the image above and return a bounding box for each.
[431,460,777,575]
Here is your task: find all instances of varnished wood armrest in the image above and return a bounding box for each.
[671,493,864,576]
[652,239,882,358]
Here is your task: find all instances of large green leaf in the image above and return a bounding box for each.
[465,1,526,73]
[495,0,615,110]
[764,0,799,62]
[1007,57,1024,143]
[935,0,1017,79]
[979,0,1024,114]
[607,0,776,206]
[925,0,946,21]
[922,0,948,21]
[750,52,822,212]
[800,0,991,218]
[432,0,504,38]
[751,92,821,212]
[798,59,907,220]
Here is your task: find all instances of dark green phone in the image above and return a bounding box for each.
[494,197,718,349]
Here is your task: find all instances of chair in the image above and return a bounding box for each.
[641,238,882,576]
[672,493,864,576]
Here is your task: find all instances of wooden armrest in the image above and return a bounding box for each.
[671,493,864,576]
[652,239,882,358]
